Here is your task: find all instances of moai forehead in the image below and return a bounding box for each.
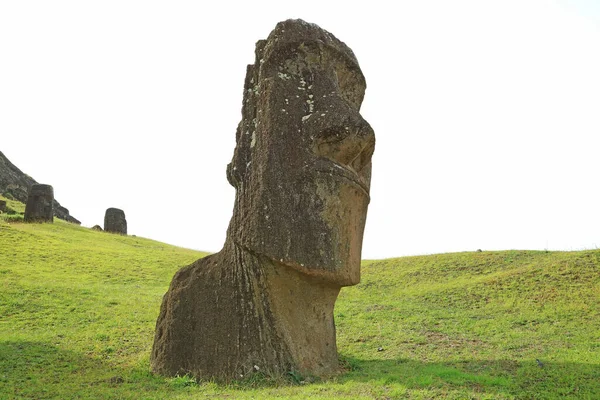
[258,19,366,105]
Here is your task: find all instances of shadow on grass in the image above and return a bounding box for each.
[337,355,599,398]
[0,341,164,399]
[1,342,597,399]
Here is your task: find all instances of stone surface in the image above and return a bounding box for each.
[57,206,81,225]
[91,225,103,231]
[0,200,5,212]
[151,19,375,381]
[24,184,54,222]
[0,151,79,222]
[104,208,127,234]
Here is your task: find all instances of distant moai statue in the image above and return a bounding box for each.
[0,200,6,212]
[151,19,375,381]
[104,208,127,234]
[24,184,54,223]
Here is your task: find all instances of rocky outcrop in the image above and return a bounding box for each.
[57,206,81,225]
[0,151,80,224]
[151,19,375,381]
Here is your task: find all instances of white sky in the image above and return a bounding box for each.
[1,0,599,259]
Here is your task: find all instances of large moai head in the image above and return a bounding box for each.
[24,184,54,223]
[226,19,374,286]
[104,208,127,234]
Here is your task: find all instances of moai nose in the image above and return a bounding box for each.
[314,114,375,174]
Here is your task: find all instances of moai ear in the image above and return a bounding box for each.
[227,124,251,189]
[226,161,238,188]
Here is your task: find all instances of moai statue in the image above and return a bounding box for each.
[151,19,375,381]
[104,208,127,234]
[24,184,54,223]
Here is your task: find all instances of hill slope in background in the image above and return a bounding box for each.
[0,205,598,399]
[0,150,79,223]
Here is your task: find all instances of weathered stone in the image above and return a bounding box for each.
[151,19,375,381]
[104,208,127,234]
[24,184,54,223]
[91,225,103,231]
[0,200,6,212]
[57,206,81,225]
[66,215,81,225]
[0,151,79,222]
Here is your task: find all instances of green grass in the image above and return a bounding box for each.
[0,195,25,214]
[0,194,26,223]
[1,200,598,399]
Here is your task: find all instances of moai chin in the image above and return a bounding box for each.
[24,184,54,223]
[104,208,127,234]
[151,19,375,381]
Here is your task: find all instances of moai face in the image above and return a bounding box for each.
[228,20,374,286]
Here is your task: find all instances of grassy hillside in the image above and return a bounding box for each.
[1,198,598,399]
[0,194,27,223]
